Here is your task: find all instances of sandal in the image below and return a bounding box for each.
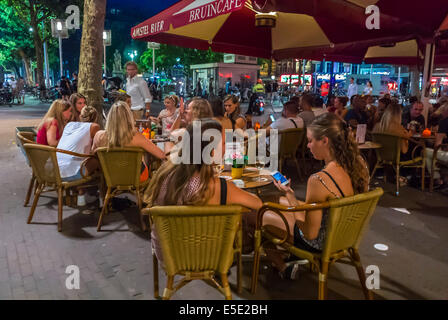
[279,262,300,280]
[399,176,408,187]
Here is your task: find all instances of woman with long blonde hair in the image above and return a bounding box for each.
[92,101,166,182]
[373,102,411,153]
[36,99,72,146]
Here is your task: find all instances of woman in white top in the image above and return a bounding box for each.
[363,81,373,96]
[57,106,100,205]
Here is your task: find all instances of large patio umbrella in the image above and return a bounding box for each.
[131,0,425,60]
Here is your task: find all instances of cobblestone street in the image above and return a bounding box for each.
[0,97,447,300]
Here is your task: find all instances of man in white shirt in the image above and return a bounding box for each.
[125,61,152,120]
[347,77,358,103]
[264,101,304,146]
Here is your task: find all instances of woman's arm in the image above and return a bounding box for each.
[235,117,246,130]
[227,180,262,210]
[46,121,59,147]
[133,132,166,160]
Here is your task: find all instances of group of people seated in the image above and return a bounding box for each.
[32,87,447,281]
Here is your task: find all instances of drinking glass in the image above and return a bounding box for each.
[255,158,265,181]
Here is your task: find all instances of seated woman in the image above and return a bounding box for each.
[259,113,369,278]
[373,102,412,154]
[36,99,72,146]
[224,94,246,131]
[57,106,101,206]
[332,96,349,121]
[69,93,87,122]
[166,98,214,154]
[92,101,166,183]
[209,95,232,131]
[144,119,263,263]
[150,95,179,134]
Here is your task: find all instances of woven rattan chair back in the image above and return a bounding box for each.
[372,132,401,164]
[321,188,383,261]
[23,143,61,186]
[96,147,143,189]
[150,205,242,275]
[278,128,305,159]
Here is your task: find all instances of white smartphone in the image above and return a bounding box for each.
[270,171,289,185]
[269,114,276,122]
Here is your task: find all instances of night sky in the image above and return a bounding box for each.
[107,0,180,21]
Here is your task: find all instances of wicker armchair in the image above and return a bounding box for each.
[142,205,243,300]
[23,143,98,232]
[278,128,306,181]
[16,131,37,206]
[95,147,149,231]
[371,132,425,195]
[250,188,383,300]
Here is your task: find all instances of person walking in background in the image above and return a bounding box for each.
[347,77,358,104]
[125,61,152,120]
[16,76,25,104]
[59,76,72,100]
[225,78,232,95]
[71,72,78,93]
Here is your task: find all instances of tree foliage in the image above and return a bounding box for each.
[139,44,223,77]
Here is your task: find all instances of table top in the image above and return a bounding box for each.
[412,134,436,140]
[220,167,273,189]
[358,141,382,150]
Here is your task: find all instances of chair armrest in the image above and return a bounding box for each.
[255,201,330,245]
[55,148,95,158]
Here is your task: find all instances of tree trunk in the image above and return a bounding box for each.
[18,49,33,86]
[29,7,45,90]
[78,0,106,121]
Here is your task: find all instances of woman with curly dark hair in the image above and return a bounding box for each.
[260,112,370,279]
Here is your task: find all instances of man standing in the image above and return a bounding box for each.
[125,61,152,120]
[347,77,358,103]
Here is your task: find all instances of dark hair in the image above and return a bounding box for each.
[314,97,324,108]
[301,94,314,108]
[350,94,358,105]
[309,113,368,194]
[283,101,299,115]
[145,119,222,206]
[69,93,86,121]
[378,97,391,107]
[367,81,373,87]
[336,96,348,107]
[408,96,418,107]
[209,96,225,117]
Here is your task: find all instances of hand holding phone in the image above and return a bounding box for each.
[271,171,289,185]
[269,114,276,122]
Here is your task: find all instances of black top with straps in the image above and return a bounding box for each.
[321,170,345,197]
[219,178,227,205]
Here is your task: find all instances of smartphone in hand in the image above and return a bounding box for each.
[270,171,289,185]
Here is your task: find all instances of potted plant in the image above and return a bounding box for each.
[226,151,247,179]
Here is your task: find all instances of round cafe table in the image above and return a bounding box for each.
[220,167,273,195]
[357,141,382,150]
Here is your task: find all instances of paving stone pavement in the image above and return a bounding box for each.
[0,98,448,300]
